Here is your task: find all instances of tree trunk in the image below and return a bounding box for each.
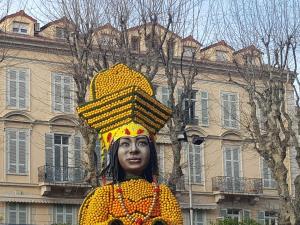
[79,120,98,188]
[294,175,300,225]
[167,115,184,192]
[275,162,295,225]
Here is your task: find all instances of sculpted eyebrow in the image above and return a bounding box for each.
[136,136,148,141]
[120,138,130,142]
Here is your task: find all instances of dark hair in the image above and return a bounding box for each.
[101,137,159,183]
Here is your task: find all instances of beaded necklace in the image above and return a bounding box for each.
[116,180,160,225]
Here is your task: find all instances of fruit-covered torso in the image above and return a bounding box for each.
[79,179,183,225]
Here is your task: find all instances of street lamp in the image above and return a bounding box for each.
[178,131,205,225]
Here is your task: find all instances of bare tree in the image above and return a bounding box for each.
[36,0,215,190]
[217,0,300,224]
[0,0,13,63]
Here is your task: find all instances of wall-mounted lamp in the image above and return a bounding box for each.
[177,131,205,145]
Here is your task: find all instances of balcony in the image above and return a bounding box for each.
[185,116,199,125]
[38,165,90,196]
[212,176,263,203]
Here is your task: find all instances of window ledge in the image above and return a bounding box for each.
[6,173,29,176]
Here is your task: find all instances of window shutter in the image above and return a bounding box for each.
[74,135,82,181]
[222,93,230,127]
[189,144,194,182]
[95,139,101,171]
[8,204,17,224]
[74,136,82,167]
[233,149,240,177]
[262,159,269,187]
[230,94,237,128]
[257,211,265,224]
[7,130,17,173]
[243,210,251,219]
[7,69,17,107]
[159,145,165,178]
[45,133,54,181]
[18,130,27,174]
[18,70,27,109]
[63,76,72,113]
[224,148,232,176]
[183,211,190,225]
[53,74,62,112]
[155,86,161,101]
[177,88,183,105]
[18,204,27,224]
[66,205,73,224]
[162,87,170,106]
[182,142,189,183]
[220,209,227,218]
[45,133,54,166]
[56,205,64,224]
[193,144,202,183]
[200,91,209,126]
[286,91,295,113]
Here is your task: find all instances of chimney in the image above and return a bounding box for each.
[34,22,40,32]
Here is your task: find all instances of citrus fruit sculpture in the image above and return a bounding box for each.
[77,64,183,225]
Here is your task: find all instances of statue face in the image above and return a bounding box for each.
[117,136,150,177]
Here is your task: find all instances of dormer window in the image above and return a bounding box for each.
[12,22,28,34]
[145,34,160,51]
[244,54,254,65]
[56,27,68,39]
[183,46,196,58]
[216,50,228,62]
[99,35,115,46]
[167,39,175,57]
[131,36,140,52]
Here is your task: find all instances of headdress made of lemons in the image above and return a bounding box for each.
[77,63,172,152]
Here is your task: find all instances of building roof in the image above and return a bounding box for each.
[201,40,235,52]
[127,22,181,39]
[234,44,262,55]
[182,35,202,46]
[95,23,119,33]
[0,10,37,24]
[40,17,69,31]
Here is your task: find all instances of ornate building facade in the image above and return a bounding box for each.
[0,10,297,225]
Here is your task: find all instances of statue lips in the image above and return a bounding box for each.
[127,157,142,163]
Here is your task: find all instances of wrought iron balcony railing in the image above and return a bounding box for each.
[38,165,86,184]
[185,116,199,125]
[212,176,263,194]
